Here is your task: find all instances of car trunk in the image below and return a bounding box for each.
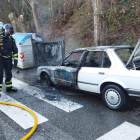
[126,39,140,70]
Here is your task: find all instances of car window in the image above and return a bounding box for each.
[102,52,111,68]
[61,51,84,68]
[115,49,133,64]
[83,51,103,67]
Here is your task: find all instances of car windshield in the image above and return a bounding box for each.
[115,48,133,64]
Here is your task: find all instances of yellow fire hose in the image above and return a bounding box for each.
[0,102,38,140]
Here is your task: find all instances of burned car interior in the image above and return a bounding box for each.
[62,60,79,68]
[61,51,84,68]
[61,50,111,69]
[83,51,111,68]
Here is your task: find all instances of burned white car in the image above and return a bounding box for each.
[37,40,140,111]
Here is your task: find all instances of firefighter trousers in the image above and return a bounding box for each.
[0,57,12,91]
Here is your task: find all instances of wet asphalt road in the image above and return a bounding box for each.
[0,67,140,140]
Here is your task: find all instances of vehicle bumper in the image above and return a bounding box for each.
[125,88,140,99]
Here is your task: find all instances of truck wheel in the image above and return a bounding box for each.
[102,84,127,111]
[40,72,53,86]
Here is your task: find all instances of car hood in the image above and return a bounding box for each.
[38,66,57,71]
[126,39,140,67]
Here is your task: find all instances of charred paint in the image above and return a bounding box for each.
[54,67,77,87]
[32,38,65,66]
[37,49,86,88]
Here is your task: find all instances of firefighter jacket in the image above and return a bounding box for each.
[0,33,18,64]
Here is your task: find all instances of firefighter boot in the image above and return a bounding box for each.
[6,87,17,92]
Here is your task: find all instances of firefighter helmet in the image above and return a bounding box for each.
[2,23,14,36]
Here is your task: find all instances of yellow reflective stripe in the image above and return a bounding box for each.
[2,55,11,58]
[6,80,12,84]
[13,56,18,58]
[6,84,12,87]
[13,54,18,60]
[0,88,2,90]
[13,58,18,60]
[13,54,18,56]
[0,84,2,86]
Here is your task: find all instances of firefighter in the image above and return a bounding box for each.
[0,22,3,33]
[0,23,18,96]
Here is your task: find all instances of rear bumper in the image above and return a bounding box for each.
[125,88,140,99]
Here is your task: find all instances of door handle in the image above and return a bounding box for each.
[99,72,105,75]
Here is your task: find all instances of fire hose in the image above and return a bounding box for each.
[0,102,38,140]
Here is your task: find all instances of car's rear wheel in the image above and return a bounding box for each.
[102,84,127,111]
[40,72,53,86]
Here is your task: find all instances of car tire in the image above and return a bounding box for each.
[102,84,127,111]
[40,72,53,86]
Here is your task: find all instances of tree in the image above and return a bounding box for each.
[7,0,29,32]
[8,13,17,32]
[0,0,11,23]
[92,0,108,46]
[17,15,27,32]
[30,0,41,35]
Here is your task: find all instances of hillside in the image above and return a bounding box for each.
[0,0,140,55]
[40,0,140,55]
[41,0,94,54]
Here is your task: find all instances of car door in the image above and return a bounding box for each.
[77,50,111,93]
[54,50,85,88]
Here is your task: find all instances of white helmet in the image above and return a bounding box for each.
[0,22,3,30]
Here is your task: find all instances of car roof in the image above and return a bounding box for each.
[73,45,134,52]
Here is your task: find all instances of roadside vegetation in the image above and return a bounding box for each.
[0,0,140,53]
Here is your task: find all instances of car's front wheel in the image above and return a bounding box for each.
[102,84,127,111]
[40,72,53,86]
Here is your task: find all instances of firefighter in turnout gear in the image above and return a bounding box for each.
[0,24,18,96]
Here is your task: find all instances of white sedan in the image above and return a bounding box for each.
[37,40,140,111]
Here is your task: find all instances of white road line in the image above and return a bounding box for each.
[97,121,140,140]
[12,78,83,113]
[0,92,48,130]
